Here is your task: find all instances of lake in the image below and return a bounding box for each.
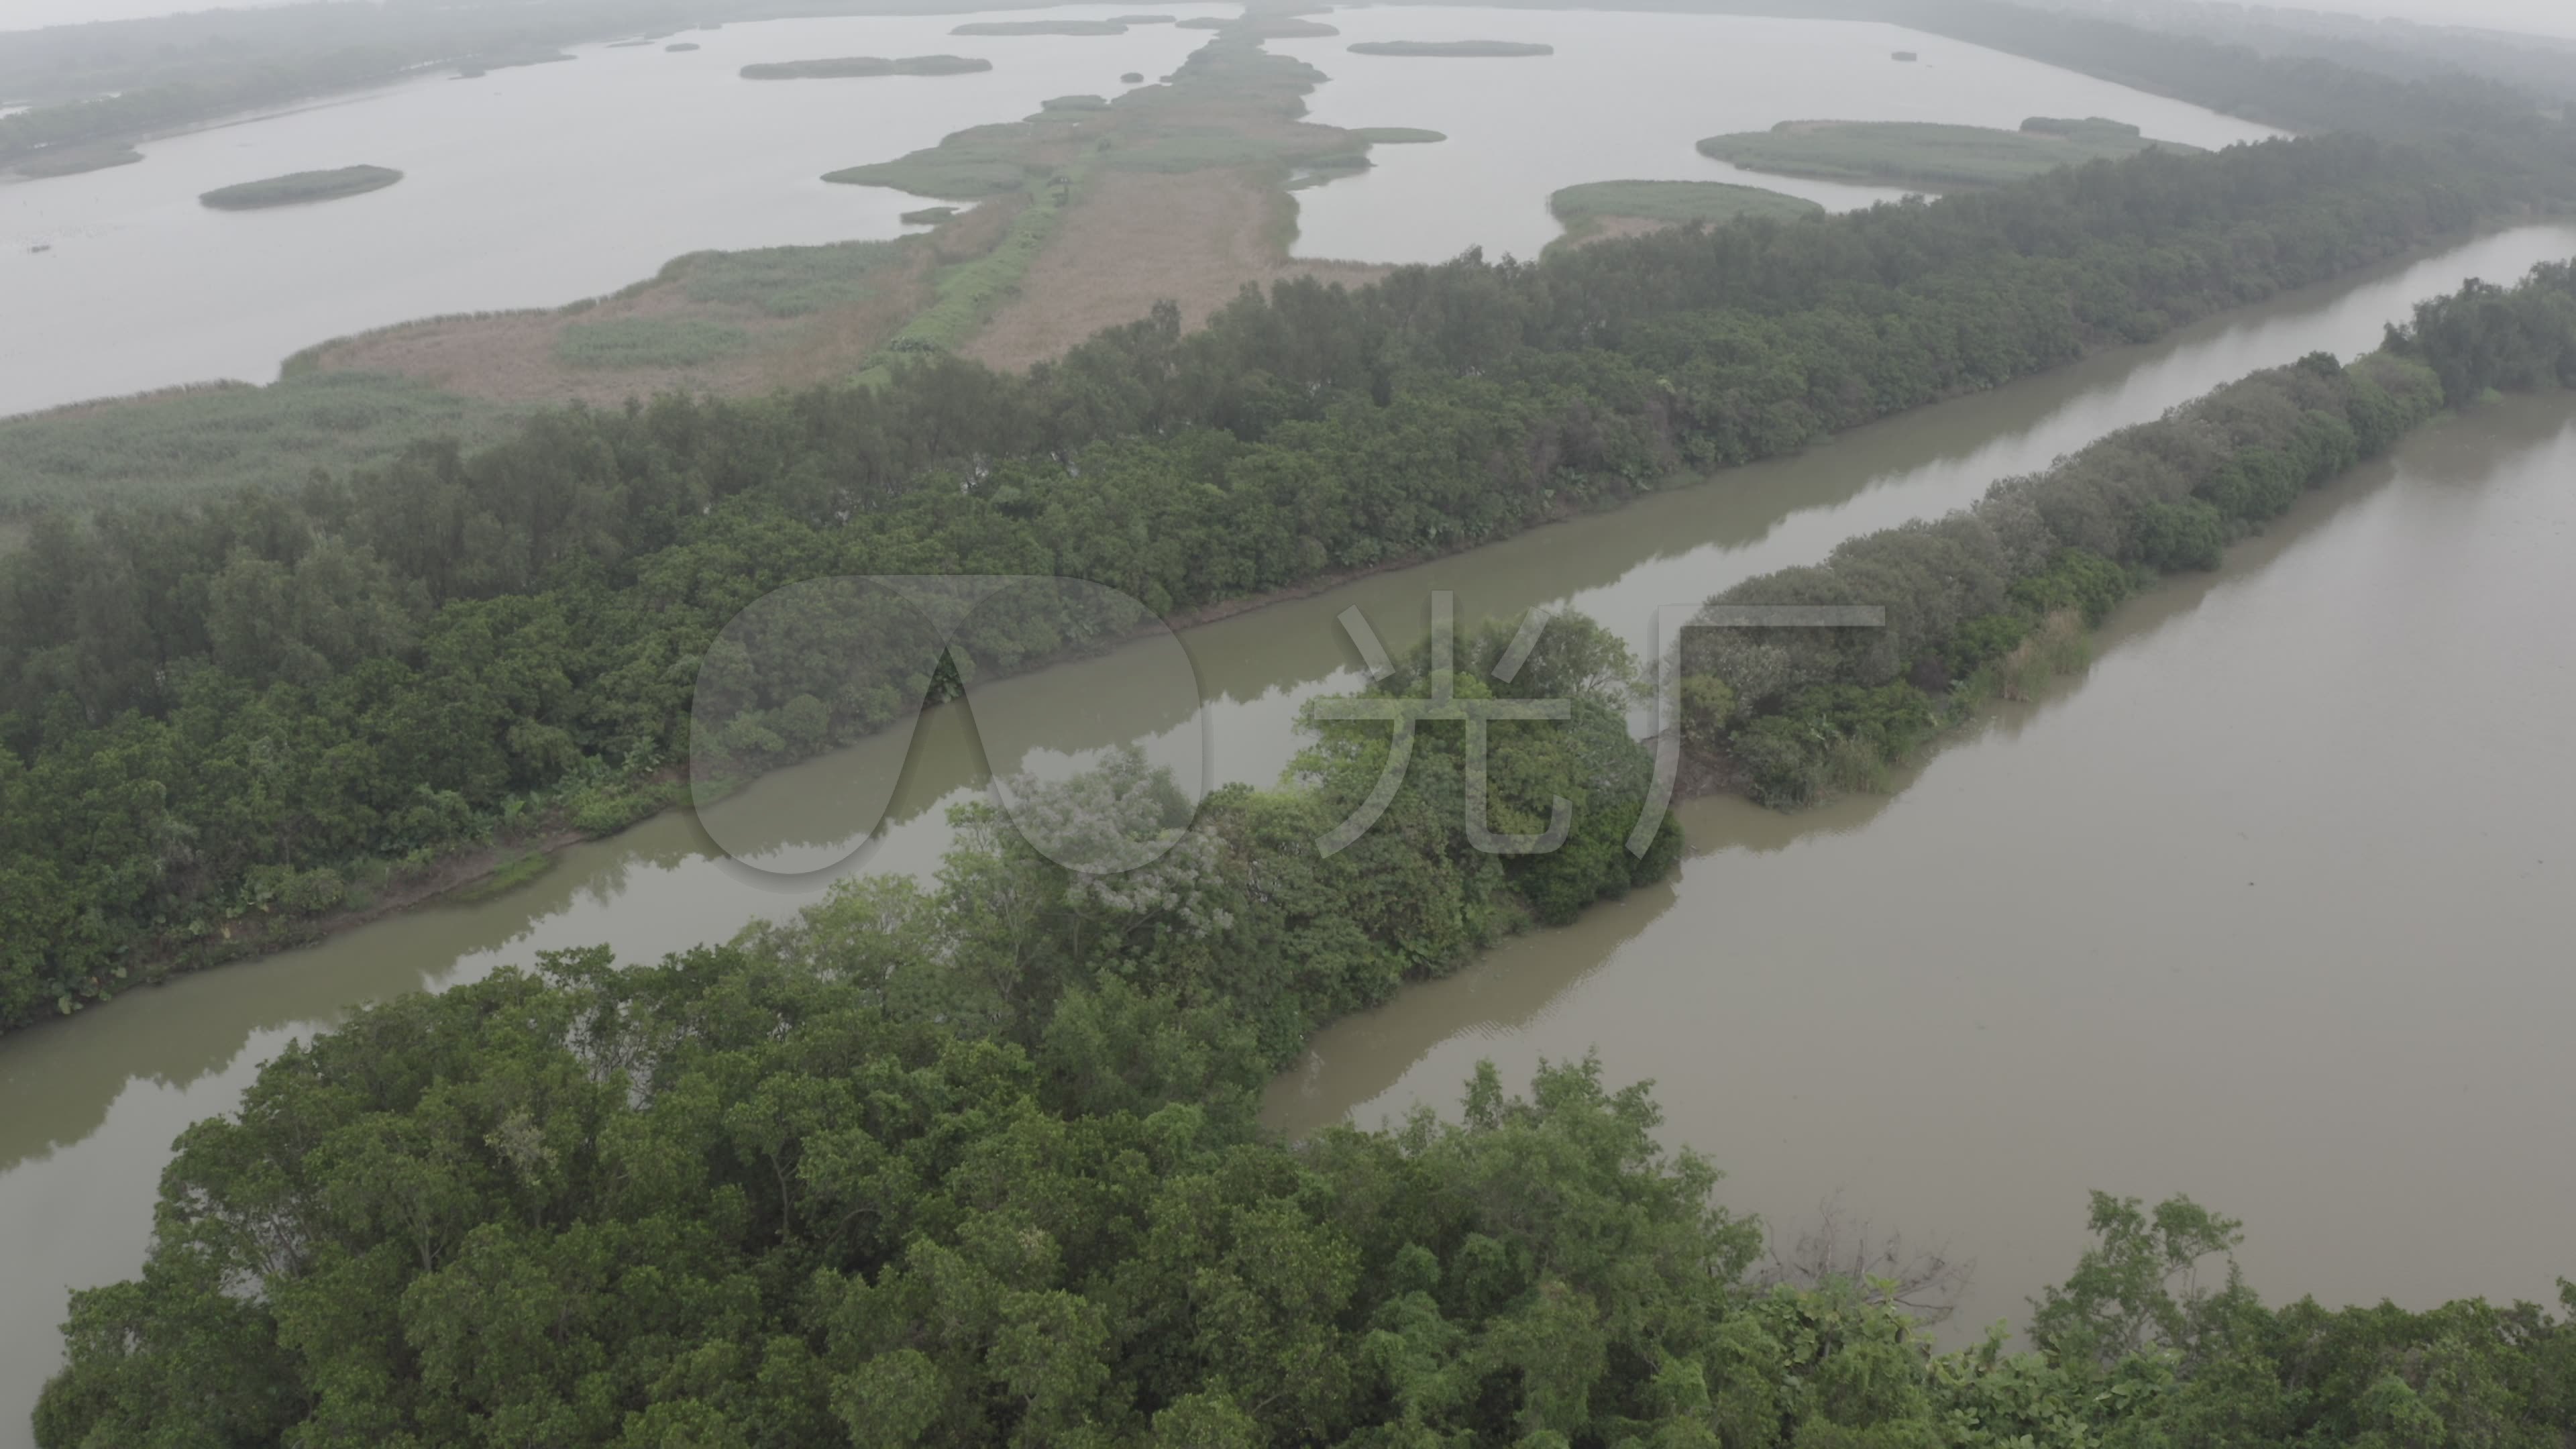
[1273,7,2286,264]
[0,5,2284,417]
[1,222,2569,1442]
[0,3,1232,416]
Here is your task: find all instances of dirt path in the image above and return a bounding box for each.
[964,169,1389,372]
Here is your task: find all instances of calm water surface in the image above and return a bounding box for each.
[0,227,2568,1438]
[1275,7,2284,264]
[0,5,1229,414]
[1267,391,2576,1341]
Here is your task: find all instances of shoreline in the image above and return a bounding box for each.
[9,217,2564,1034]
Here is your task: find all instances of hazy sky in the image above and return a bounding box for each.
[2,0,2573,42]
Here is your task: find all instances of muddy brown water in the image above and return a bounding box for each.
[3,225,2573,1437]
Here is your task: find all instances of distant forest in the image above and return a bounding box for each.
[4,84,2573,1030]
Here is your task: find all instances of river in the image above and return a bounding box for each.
[1273,7,2284,264]
[0,3,1232,416]
[0,225,2569,1437]
[1266,387,2576,1341]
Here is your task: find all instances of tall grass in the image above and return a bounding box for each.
[673,240,908,317]
[1699,119,2200,189]
[0,373,515,517]
[556,317,753,370]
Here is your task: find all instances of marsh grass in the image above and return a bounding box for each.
[556,317,755,370]
[199,164,402,209]
[447,850,555,905]
[13,143,141,178]
[1994,610,2092,701]
[1699,118,2198,189]
[672,239,908,317]
[826,122,1038,197]
[1352,127,1445,144]
[1552,178,1821,225]
[0,373,516,516]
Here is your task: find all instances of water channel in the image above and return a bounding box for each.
[3,223,2571,1436]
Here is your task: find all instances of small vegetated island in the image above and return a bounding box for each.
[1351,126,1446,144]
[739,55,991,80]
[1550,178,1822,246]
[10,143,142,178]
[197,164,403,210]
[1348,39,1555,56]
[1699,115,2200,190]
[951,19,1128,35]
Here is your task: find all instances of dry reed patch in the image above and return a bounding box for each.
[963,168,1387,372]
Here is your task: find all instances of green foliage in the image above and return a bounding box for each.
[1699,119,2201,189]
[197,164,402,210]
[1550,180,1824,230]
[0,372,517,517]
[0,144,2548,1034]
[824,122,1037,197]
[36,856,2576,1446]
[670,239,907,318]
[1683,312,2477,801]
[9,144,140,178]
[2135,497,2226,572]
[555,317,755,370]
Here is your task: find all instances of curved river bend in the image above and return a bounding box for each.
[1,225,2571,1438]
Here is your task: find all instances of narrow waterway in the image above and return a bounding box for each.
[1267,390,2576,1341]
[0,225,2569,1437]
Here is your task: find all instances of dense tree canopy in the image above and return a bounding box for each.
[34,762,2576,1446]
[5,121,2564,1033]
[1683,262,2576,806]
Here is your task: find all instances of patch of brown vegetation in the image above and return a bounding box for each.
[306,221,994,406]
[1562,214,1678,250]
[964,168,1387,372]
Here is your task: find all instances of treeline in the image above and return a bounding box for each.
[1682,261,2576,806]
[1882,0,2571,156]
[34,742,2576,1446]
[0,124,2559,1032]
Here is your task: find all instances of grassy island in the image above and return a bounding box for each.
[1549,178,1823,248]
[1348,39,1554,56]
[1698,117,2200,189]
[11,143,142,178]
[199,164,403,211]
[951,19,1126,35]
[1122,71,1146,83]
[1040,94,1111,112]
[739,55,991,80]
[1351,126,1446,144]
[665,42,699,53]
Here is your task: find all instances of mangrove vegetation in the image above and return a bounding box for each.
[197,164,405,211]
[1698,118,2198,190]
[0,30,2571,1033]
